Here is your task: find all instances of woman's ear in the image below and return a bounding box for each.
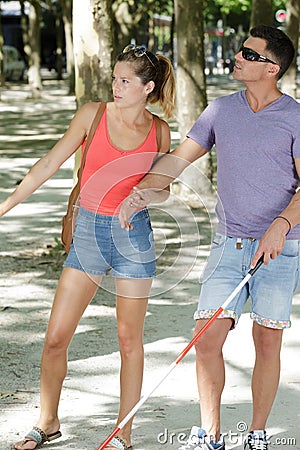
[145,80,155,94]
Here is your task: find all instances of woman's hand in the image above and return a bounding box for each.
[118,195,137,230]
[119,187,154,230]
[130,186,154,208]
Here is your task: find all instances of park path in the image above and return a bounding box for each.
[0,76,299,450]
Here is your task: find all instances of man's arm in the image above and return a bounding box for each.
[251,157,300,267]
[139,137,207,190]
[119,137,208,229]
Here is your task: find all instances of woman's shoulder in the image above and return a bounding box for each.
[151,112,169,129]
[159,117,170,132]
[79,101,106,116]
[151,114,170,153]
[75,102,107,130]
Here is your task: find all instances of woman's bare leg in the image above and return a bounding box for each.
[111,278,152,448]
[14,268,101,450]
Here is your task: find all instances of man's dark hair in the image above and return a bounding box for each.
[250,24,295,79]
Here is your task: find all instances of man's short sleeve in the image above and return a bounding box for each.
[187,102,216,152]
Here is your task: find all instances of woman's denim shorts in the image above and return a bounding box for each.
[194,233,300,329]
[64,207,156,278]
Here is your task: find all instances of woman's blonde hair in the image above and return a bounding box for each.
[117,46,176,118]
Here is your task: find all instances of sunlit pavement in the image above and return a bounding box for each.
[0,75,299,450]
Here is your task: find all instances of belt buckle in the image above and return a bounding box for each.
[236,238,243,250]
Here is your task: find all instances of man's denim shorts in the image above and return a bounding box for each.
[64,207,156,279]
[194,233,300,329]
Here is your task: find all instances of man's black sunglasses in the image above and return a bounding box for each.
[239,45,279,66]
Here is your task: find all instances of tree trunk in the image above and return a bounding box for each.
[20,0,29,67]
[250,0,273,28]
[73,0,114,108]
[27,1,43,98]
[72,0,114,176]
[55,9,64,80]
[0,6,5,92]
[61,0,75,94]
[174,0,212,197]
[280,0,300,97]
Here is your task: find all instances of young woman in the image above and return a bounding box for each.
[0,44,175,450]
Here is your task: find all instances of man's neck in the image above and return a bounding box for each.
[245,84,282,112]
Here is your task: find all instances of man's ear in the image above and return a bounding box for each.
[268,64,280,77]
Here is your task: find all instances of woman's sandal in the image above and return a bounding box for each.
[104,435,132,450]
[13,426,62,449]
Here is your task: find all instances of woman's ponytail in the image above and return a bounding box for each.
[148,54,176,119]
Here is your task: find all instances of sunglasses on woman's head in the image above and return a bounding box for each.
[239,44,279,66]
[123,44,156,68]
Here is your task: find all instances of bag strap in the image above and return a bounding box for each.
[77,102,106,184]
[152,114,163,152]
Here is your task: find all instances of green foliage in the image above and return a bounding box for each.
[214,0,250,15]
[115,0,173,17]
[204,0,287,32]
[211,0,286,15]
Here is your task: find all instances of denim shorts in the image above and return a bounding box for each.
[64,207,156,278]
[194,233,300,329]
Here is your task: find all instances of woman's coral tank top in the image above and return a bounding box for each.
[80,109,158,215]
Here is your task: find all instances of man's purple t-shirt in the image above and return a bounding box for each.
[187,90,300,239]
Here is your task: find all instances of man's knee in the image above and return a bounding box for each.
[253,323,283,358]
[194,318,232,356]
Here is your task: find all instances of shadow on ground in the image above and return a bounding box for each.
[1,76,299,450]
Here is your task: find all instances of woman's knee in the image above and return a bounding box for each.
[118,324,143,357]
[43,329,69,356]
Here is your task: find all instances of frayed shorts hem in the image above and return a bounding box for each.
[194,309,238,328]
[250,312,291,329]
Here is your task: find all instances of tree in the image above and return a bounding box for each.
[47,1,64,80]
[73,0,114,108]
[60,0,75,94]
[72,0,114,175]
[174,0,213,197]
[250,0,273,27]
[26,0,43,98]
[112,0,173,56]
[19,1,55,93]
[19,0,29,68]
[0,4,4,90]
[280,0,300,97]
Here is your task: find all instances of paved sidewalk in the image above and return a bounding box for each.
[0,77,299,450]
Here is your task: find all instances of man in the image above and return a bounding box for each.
[119,25,300,450]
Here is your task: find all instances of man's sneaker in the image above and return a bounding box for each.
[178,426,225,450]
[244,430,268,450]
